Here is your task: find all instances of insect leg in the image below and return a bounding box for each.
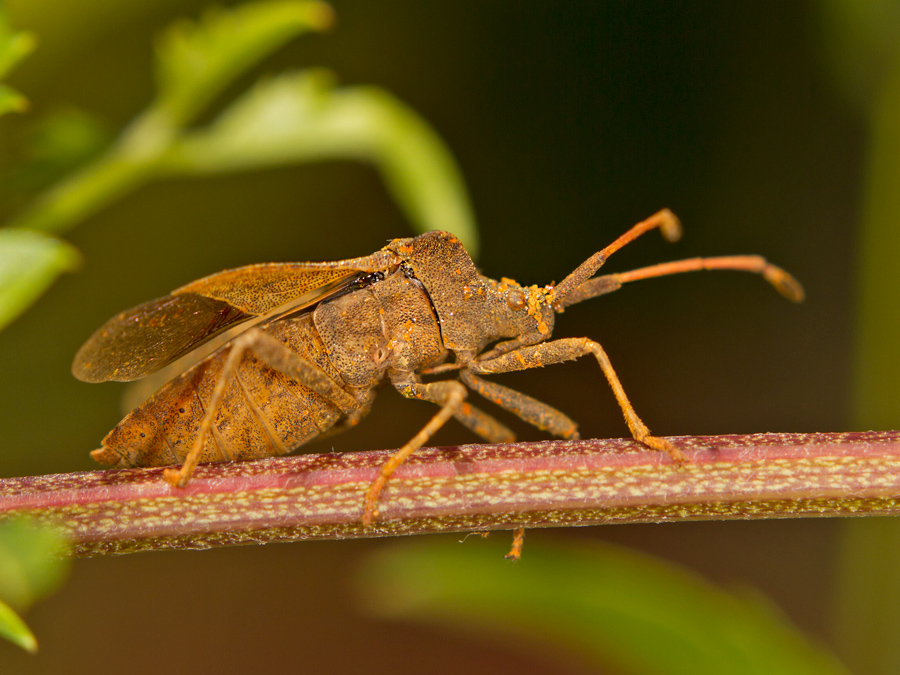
[363,380,467,525]
[231,329,359,413]
[162,338,248,488]
[457,372,580,561]
[414,369,514,441]
[459,370,579,439]
[163,328,361,488]
[470,337,684,461]
[453,401,516,444]
[505,527,526,561]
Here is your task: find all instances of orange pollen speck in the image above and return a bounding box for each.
[526,286,551,335]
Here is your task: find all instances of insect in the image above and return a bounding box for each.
[73,210,803,525]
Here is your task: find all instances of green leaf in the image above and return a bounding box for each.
[0,598,37,654]
[165,70,479,254]
[0,520,70,611]
[155,0,335,126]
[0,13,36,78]
[0,10,36,118]
[0,229,81,330]
[355,539,847,675]
[25,107,111,168]
[0,108,112,202]
[0,521,69,654]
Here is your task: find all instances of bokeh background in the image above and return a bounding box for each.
[0,1,889,672]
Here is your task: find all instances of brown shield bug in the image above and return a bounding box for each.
[73,209,803,525]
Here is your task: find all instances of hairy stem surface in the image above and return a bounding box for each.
[1,431,898,556]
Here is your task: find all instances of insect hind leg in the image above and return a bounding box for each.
[163,327,361,489]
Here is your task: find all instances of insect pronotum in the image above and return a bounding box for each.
[73,210,803,526]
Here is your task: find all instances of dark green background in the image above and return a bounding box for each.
[1,2,861,673]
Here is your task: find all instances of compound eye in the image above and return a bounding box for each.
[507,289,526,310]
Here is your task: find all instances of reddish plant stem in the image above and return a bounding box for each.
[1,431,899,556]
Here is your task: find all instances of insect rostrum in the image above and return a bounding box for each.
[73,210,803,524]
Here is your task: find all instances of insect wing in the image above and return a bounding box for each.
[173,262,367,314]
[72,293,254,383]
[73,252,403,384]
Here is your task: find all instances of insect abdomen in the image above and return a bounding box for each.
[92,314,346,468]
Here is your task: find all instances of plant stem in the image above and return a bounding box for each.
[1,431,898,557]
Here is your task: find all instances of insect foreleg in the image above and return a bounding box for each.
[459,370,579,439]
[163,327,360,489]
[467,331,547,365]
[469,337,684,462]
[363,379,467,525]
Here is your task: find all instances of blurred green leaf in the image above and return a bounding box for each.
[356,539,847,675]
[0,520,70,654]
[0,598,37,654]
[0,107,112,200]
[165,70,479,254]
[0,11,35,78]
[2,0,478,326]
[0,9,35,118]
[0,520,70,610]
[25,107,111,169]
[0,228,81,330]
[155,0,335,126]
